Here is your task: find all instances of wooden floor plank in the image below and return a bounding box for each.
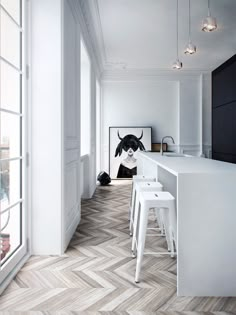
[0,180,236,313]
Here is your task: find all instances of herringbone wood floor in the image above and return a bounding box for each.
[0,181,236,314]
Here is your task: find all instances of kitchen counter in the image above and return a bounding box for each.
[141,152,236,175]
[138,152,236,297]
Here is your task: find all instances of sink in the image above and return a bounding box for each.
[163,152,192,157]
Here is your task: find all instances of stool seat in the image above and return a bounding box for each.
[130,181,162,236]
[135,181,163,193]
[129,176,156,224]
[133,175,155,180]
[139,191,175,207]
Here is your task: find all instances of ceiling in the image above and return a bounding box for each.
[87,0,236,72]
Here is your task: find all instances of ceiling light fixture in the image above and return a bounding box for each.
[202,0,217,32]
[173,0,183,69]
[184,0,196,54]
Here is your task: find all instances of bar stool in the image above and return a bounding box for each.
[130,181,163,238]
[133,191,177,283]
[129,175,156,226]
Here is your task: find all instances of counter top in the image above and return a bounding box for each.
[139,152,236,176]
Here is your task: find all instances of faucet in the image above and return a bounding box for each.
[161,136,175,155]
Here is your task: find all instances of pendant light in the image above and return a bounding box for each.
[184,0,196,54]
[173,0,182,69]
[202,0,217,32]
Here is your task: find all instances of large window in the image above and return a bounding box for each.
[80,39,91,156]
[96,79,101,175]
[0,0,27,283]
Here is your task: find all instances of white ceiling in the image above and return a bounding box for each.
[88,0,236,71]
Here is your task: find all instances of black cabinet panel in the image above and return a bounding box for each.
[212,104,232,154]
[212,55,236,163]
[232,61,236,101]
[212,65,233,108]
[212,152,233,163]
[232,103,236,154]
[232,155,236,163]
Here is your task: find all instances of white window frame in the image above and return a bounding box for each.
[0,0,30,291]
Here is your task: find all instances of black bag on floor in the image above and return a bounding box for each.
[97,171,111,186]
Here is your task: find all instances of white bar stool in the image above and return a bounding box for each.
[130,181,163,238]
[134,191,177,283]
[129,175,156,225]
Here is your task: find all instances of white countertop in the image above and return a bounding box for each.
[140,152,236,176]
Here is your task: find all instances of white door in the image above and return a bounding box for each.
[0,0,28,284]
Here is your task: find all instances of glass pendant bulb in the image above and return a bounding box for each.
[202,16,217,32]
[202,0,217,32]
[172,59,183,69]
[185,0,197,55]
[172,0,183,70]
[184,41,197,54]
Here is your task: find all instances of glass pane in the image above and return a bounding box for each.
[0,111,20,159]
[1,204,21,265]
[0,9,21,68]
[1,0,21,25]
[0,61,21,112]
[0,159,21,210]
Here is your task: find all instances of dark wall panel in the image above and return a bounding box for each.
[212,54,236,163]
[212,152,233,163]
[212,66,233,108]
[212,104,232,154]
[232,103,236,155]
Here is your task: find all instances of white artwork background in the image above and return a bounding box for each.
[109,127,152,178]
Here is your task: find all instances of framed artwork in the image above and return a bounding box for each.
[109,126,152,179]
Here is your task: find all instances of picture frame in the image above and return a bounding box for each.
[109,126,152,179]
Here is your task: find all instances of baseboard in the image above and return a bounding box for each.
[64,213,81,251]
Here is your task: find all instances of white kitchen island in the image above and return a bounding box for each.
[137,152,236,296]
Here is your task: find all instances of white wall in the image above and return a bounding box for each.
[30,0,100,255]
[101,72,211,172]
[102,80,178,141]
[96,80,101,175]
[179,78,200,146]
[202,73,212,157]
[31,0,63,254]
[80,41,91,156]
[63,0,81,250]
[89,69,97,196]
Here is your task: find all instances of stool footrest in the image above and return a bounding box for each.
[143,251,174,255]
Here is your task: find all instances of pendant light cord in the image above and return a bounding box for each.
[189,0,191,42]
[208,0,210,17]
[177,0,179,59]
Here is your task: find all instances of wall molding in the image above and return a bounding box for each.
[67,0,103,78]
[101,69,211,82]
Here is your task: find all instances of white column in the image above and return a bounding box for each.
[31,0,63,255]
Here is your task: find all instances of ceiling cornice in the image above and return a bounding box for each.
[67,0,103,78]
[101,68,211,81]
[85,0,107,69]
[84,0,129,71]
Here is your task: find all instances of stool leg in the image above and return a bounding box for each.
[130,189,137,236]
[170,231,175,258]
[169,201,177,258]
[135,203,149,283]
[155,208,164,236]
[161,208,171,252]
[131,199,140,257]
[129,182,134,221]
[129,189,137,236]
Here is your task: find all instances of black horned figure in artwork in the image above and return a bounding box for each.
[115,130,146,178]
